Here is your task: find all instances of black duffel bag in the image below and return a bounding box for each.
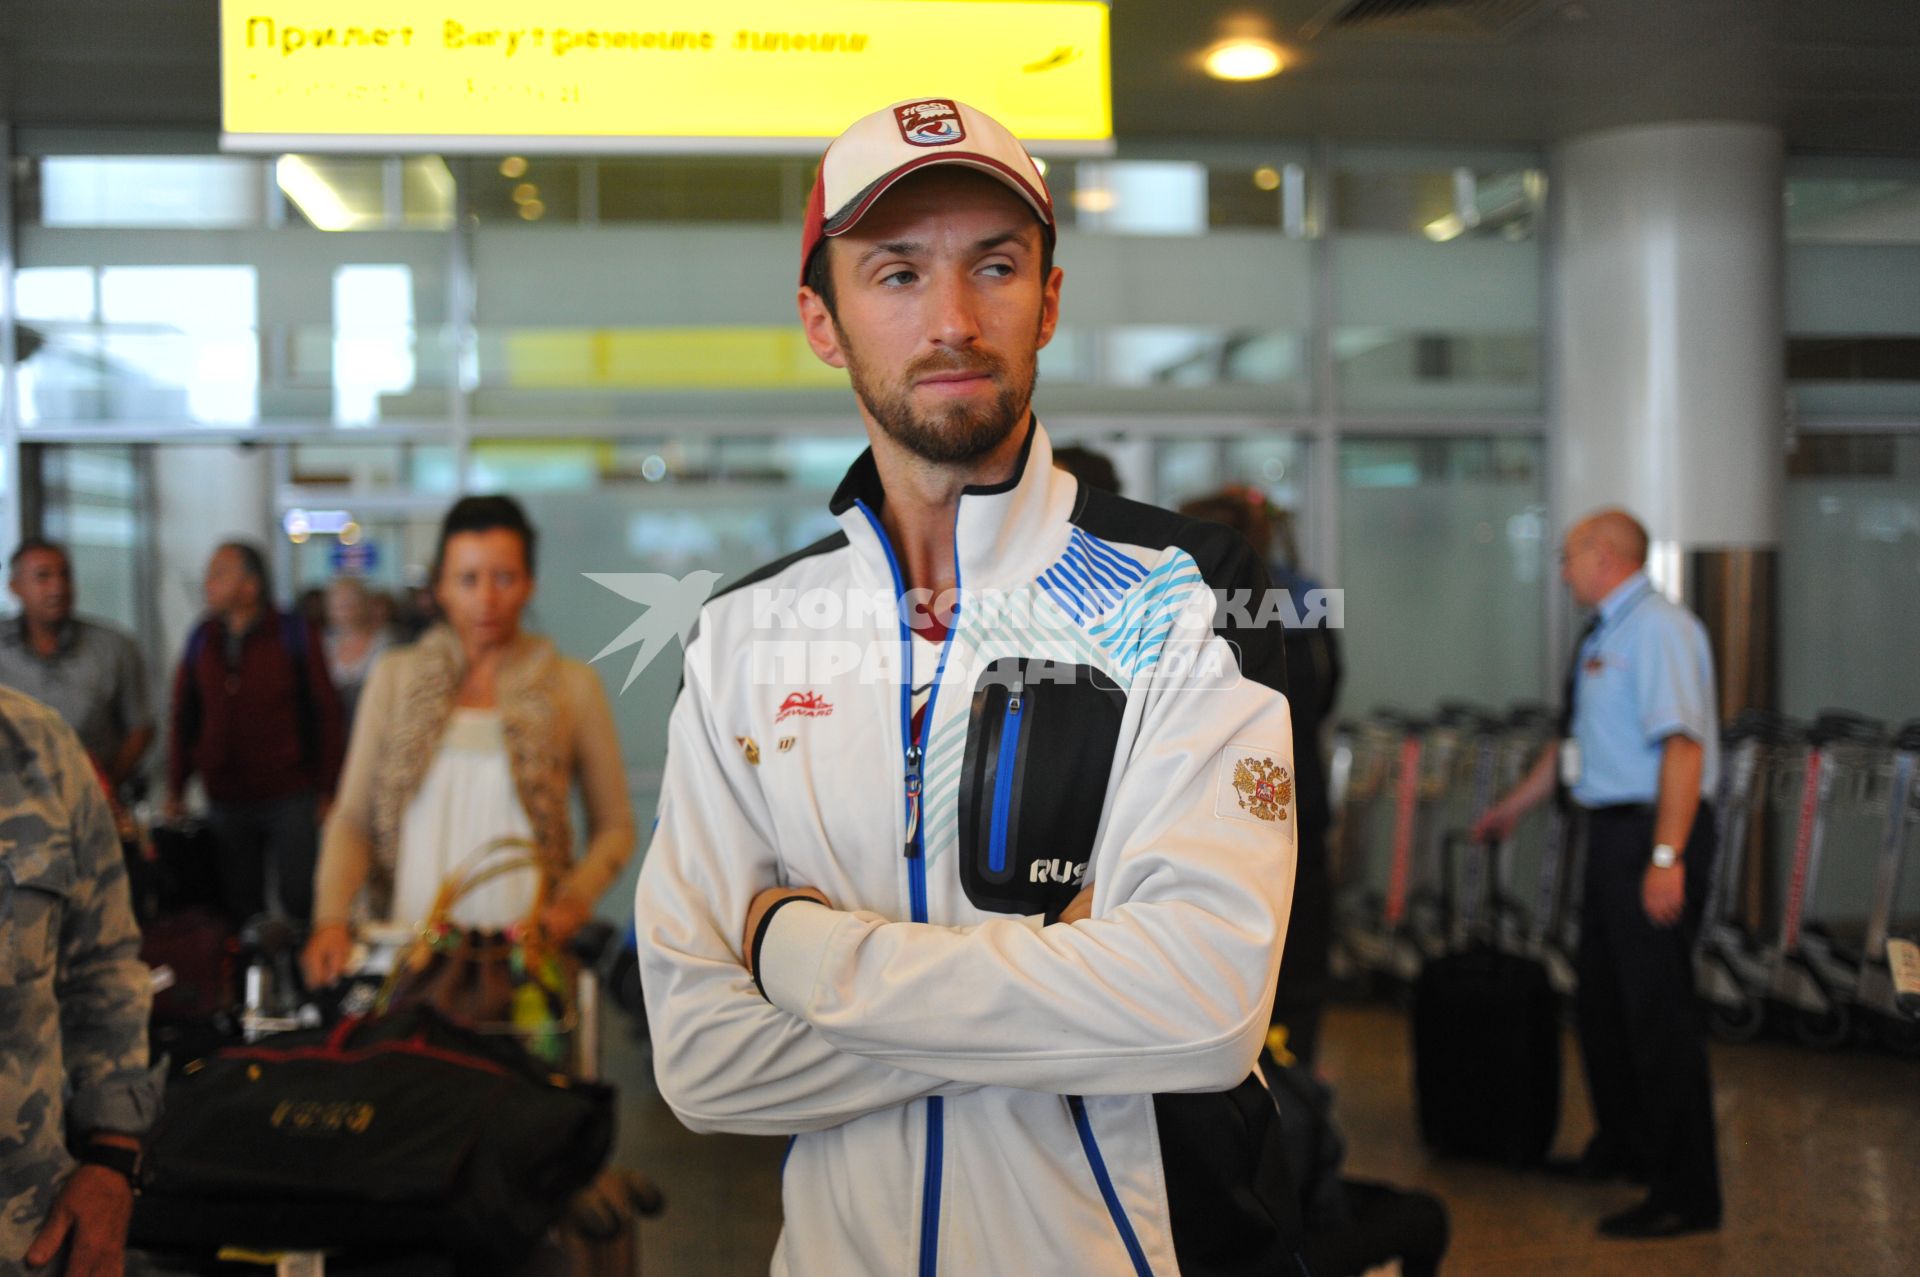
[131,1005,615,1264]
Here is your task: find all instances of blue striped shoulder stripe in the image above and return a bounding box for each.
[1088,554,1207,677]
[1035,528,1149,625]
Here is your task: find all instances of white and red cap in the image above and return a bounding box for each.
[800,97,1055,285]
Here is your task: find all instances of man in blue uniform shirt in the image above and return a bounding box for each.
[1477,508,1722,1239]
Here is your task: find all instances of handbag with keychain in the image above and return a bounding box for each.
[379,835,578,1065]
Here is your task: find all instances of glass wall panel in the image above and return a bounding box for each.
[29,444,148,637]
[1332,150,1545,417]
[13,148,1351,429]
[1779,433,1920,723]
[16,263,259,425]
[468,223,1316,418]
[1337,437,1548,718]
[1787,175,1920,246]
[17,236,456,427]
[1784,161,1920,419]
[1786,243,1920,418]
[1152,435,1308,516]
[33,157,267,229]
[16,156,456,429]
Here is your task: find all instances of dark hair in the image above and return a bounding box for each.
[8,537,69,575]
[217,540,273,600]
[1051,445,1121,496]
[432,495,538,583]
[803,175,1057,321]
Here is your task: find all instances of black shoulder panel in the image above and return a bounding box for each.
[707,530,851,607]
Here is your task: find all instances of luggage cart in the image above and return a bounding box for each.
[1485,703,1582,991]
[1325,717,1366,988]
[1766,711,1889,1048]
[1399,706,1478,962]
[1852,719,1920,1053]
[1888,935,1920,1021]
[1695,709,1790,1042]
[1340,710,1431,988]
[1428,703,1513,951]
[1330,710,1411,983]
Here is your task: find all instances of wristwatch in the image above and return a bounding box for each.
[1651,843,1681,870]
[79,1141,142,1187]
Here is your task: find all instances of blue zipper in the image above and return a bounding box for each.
[852,496,960,1277]
[1069,1096,1154,1277]
[988,690,1024,874]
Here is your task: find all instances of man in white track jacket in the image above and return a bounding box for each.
[636,97,1301,1277]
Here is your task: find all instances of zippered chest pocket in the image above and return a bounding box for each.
[956,658,1127,919]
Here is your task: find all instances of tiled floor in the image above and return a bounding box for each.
[609,1003,1920,1275]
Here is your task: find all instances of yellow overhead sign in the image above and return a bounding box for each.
[220,0,1112,152]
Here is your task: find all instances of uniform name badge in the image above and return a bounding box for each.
[1560,738,1583,788]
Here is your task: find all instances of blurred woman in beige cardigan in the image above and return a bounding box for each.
[301,495,635,989]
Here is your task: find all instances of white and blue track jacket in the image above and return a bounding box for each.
[637,421,1299,1276]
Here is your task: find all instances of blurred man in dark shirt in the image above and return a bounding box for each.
[166,541,343,924]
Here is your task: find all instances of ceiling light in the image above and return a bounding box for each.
[1204,39,1284,82]
[1072,188,1115,214]
[519,200,546,221]
[500,156,528,179]
[513,182,539,205]
[1032,157,1050,176]
[1423,213,1465,243]
[1253,166,1282,192]
[276,155,358,231]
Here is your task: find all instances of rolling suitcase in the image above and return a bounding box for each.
[1410,833,1560,1167]
[143,906,239,1023]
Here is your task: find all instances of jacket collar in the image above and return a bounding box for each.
[828,415,1078,599]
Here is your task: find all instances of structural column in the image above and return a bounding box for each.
[1550,121,1786,718]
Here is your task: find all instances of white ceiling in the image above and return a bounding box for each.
[2,1,1918,155]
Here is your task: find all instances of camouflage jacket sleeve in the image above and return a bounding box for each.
[49,716,163,1137]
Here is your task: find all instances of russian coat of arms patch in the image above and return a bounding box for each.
[1214,745,1292,826]
[1233,756,1292,822]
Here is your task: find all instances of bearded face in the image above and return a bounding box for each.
[836,321,1038,465]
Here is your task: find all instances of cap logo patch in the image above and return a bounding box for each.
[895,99,965,147]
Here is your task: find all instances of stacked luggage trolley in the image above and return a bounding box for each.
[1330,704,1920,1055]
[1696,711,1920,1053]
[1330,703,1574,999]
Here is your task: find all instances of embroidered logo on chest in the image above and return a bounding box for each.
[775,690,834,723]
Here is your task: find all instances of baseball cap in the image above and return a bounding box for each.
[799,97,1055,286]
